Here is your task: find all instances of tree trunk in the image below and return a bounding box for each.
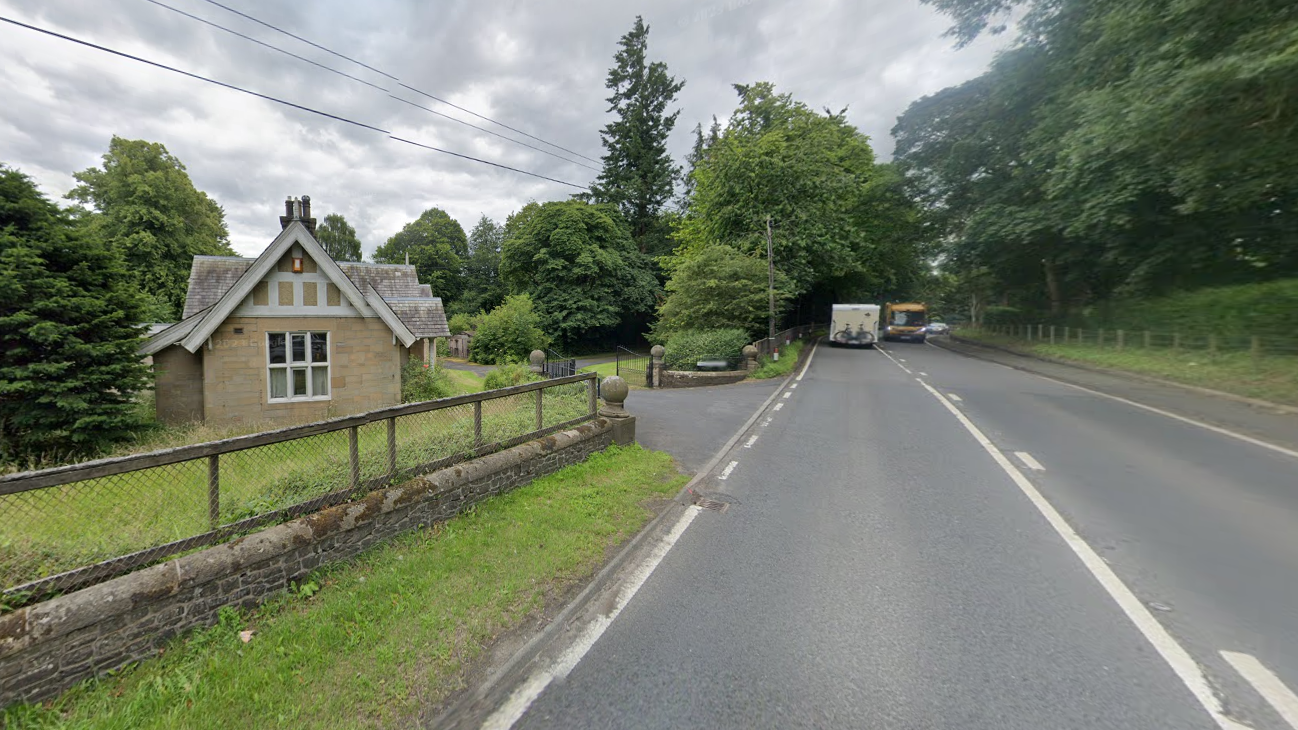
[1043,258,1062,316]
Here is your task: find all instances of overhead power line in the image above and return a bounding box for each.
[389,96,599,172]
[197,0,602,165]
[142,0,596,171]
[198,0,396,80]
[143,0,388,93]
[0,16,590,190]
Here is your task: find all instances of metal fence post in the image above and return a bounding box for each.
[473,401,483,449]
[207,454,219,530]
[386,417,397,480]
[348,426,360,490]
[535,388,544,431]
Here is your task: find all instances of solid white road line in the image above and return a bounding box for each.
[717,460,739,481]
[1014,451,1046,471]
[481,506,703,730]
[774,403,784,411]
[953,346,1298,463]
[796,340,819,381]
[948,393,963,402]
[1221,651,1298,729]
[1047,377,1298,463]
[903,376,1247,730]
[743,434,759,449]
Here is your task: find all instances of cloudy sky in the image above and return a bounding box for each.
[0,0,1008,258]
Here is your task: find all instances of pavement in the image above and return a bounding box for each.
[463,340,1298,730]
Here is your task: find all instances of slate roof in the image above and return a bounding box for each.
[336,262,424,299]
[385,298,451,338]
[184,256,254,318]
[179,255,448,340]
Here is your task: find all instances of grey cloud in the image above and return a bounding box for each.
[1,0,1005,262]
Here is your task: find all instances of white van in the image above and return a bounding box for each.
[830,304,880,348]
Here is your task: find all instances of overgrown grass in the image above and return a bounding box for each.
[0,384,593,596]
[958,329,1298,406]
[441,368,484,394]
[749,340,805,379]
[3,444,686,729]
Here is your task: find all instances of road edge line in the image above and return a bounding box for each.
[432,346,810,729]
[908,376,1248,730]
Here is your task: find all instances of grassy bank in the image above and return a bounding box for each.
[0,382,591,598]
[3,444,686,729]
[958,329,1298,406]
[749,340,806,379]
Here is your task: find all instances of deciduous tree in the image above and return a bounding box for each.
[68,136,232,320]
[315,212,362,262]
[373,207,468,303]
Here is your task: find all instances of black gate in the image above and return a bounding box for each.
[615,345,652,388]
[542,349,577,379]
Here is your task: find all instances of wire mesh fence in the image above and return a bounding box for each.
[0,373,598,608]
[970,324,1298,358]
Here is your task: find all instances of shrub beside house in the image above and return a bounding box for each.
[140,197,450,427]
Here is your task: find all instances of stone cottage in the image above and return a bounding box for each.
[140,196,450,426]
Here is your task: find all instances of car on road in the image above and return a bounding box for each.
[928,322,950,335]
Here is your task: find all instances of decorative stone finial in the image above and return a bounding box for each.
[529,350,545,374]
[650,344,665,359]
[743,344,759,371]
[599,375,629,418]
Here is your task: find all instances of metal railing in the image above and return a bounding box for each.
[541,349,577,379]
[752,323,820,357]
[0,373,599,607]
[615,346,652,387]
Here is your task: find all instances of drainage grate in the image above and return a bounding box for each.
[694,498,729,513]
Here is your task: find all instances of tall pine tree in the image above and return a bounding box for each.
[0,166,150,462]
[589,16,685,252]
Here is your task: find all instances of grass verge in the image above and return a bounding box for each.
[3,444,686,730]
[749,340,805,379]
[957,330,1298,407]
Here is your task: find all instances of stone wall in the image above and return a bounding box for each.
[0,418,618,707]
[202,315,403,427]
[659,369,750,388]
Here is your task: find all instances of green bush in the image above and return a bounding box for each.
[483,362,540,391]
[470,294,549,365]
[401,361,456,402]
[1087,279,1298,335]
[663,329,751,371]
[448,311,482,336]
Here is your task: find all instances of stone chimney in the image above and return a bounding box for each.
[278,195,318,235]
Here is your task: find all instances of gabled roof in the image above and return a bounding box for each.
[141,220,450,356]
[336,262,425,299]
[385,298,451,338]
[184,257,254,319]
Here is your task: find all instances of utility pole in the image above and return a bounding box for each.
[766,216,775,341]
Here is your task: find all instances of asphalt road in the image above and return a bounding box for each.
[485,341,1298,729]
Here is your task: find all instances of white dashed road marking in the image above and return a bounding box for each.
[948,393,963,402]
[743,435,759,449]
[1221,651,1298,729]
[718,460,739,481]
[782,391,792,399]
[1014,451,1045,471]
[773,403,784,411]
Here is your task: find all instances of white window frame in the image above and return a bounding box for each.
[266,331,331,402]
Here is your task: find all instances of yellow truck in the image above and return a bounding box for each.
[882,302,928,343]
